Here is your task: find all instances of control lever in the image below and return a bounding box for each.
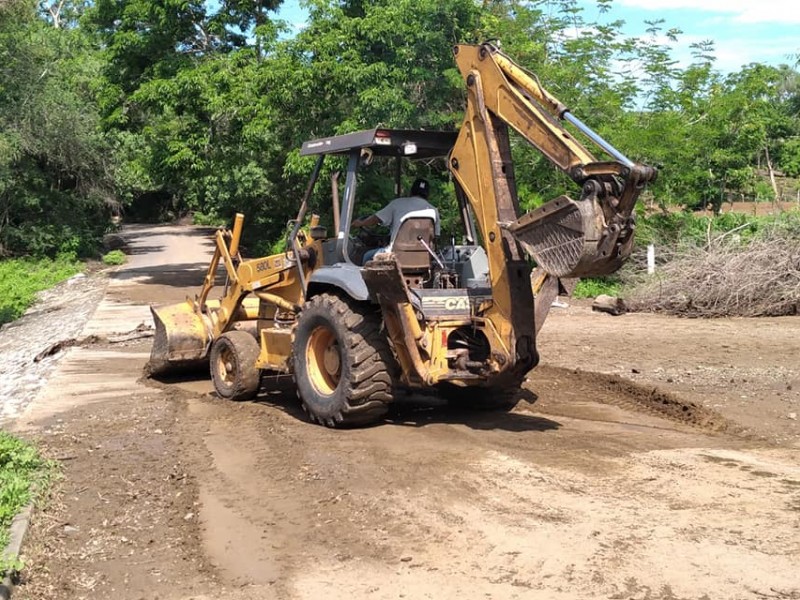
[417,236,444,269]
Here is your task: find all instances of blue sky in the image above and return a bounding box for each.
[591,0,799,72]
[275,0,799,73]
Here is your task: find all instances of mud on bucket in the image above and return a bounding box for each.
[146,301,211,377]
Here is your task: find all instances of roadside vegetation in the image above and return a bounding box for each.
[0,256,81,326]
[623,211,800,317]
[191,212,229,227]
[0,432,52,574]
[101,250,126,266]
[573,277,622,300]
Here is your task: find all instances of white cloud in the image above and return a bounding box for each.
[663,34,798,71]
[711,37,797,70]
[616,0,800,24]
[618,32,797,75]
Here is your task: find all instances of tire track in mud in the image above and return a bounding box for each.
[531,365,741,434]
[146,361,737,436]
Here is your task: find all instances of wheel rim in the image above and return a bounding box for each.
[306,325,341,396]
[215,344,236,388]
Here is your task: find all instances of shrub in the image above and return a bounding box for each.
[192,212,227,227]
[101,249,126,265]
[0,432,52,574]
[0,256,81,325]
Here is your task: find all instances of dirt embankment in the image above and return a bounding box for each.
[538,301,800,446]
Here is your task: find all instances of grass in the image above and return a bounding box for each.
[0,432,52,574]
[101,249,127,265]
[573,277,621,299]
[635,209,800,249]
[192,211,227,227]
[0,255,81,326]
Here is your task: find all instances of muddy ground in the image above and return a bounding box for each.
[3,224,799,600]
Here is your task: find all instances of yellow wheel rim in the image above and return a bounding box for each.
[306,325,341,396]
[216,345,236,387]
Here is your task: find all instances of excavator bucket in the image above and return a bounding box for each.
[146,300,212,377]
[507,195,631,279]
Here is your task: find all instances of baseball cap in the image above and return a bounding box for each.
[410,178,430,198]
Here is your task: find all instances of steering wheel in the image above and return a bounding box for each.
[351,217,387,247]
[355,227,385,247]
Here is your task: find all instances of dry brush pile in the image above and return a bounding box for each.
[625,227,800,318]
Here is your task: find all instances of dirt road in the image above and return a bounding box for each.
[6,224,800,600]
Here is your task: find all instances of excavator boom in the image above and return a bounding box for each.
[451,42,657,280]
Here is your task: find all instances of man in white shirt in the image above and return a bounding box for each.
[353,178,440,264]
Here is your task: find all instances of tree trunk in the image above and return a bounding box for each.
[48,0,66,28]
[764,145,779,202]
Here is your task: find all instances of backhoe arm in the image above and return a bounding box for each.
[450,42,657,280]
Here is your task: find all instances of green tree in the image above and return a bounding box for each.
[0,0,113,257]
[5,0,798,260]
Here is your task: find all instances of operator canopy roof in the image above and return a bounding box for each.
[300,128,458,159]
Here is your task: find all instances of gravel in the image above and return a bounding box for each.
[0,273,107,425]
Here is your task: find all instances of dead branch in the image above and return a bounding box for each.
[626,233,800,317]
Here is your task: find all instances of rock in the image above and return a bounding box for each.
[102,233,127,251]
[592,294,627,316]
[788,412,797,421]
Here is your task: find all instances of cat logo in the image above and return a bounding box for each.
[420,294,492,316]
[444,297,470,311]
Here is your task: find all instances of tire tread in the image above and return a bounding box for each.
[294,293,397,427]
[210,330,261,401]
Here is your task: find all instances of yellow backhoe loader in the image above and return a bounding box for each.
[147,42,657,427]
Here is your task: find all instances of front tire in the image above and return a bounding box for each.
[210,331,261,401]
[292,293,394,427]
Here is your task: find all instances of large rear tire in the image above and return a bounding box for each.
[210,331,261,401]
[292,293,394,427]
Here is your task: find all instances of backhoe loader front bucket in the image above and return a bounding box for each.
[507,195,631,278]
[146,300,212,377]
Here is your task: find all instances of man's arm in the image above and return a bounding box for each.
[352,214,381,228]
